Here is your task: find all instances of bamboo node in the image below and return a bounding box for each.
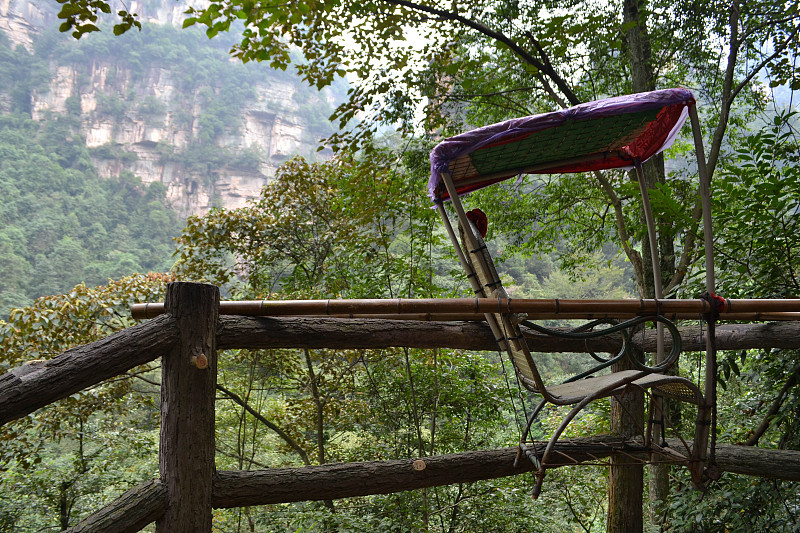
[412,459,426,471]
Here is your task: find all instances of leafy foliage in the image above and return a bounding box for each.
[0,32,50,115]
[7,0,800,528]
[667,472,800,532]
[0,112,181,316]
[663,111,800,531]
[712,111,800,299]
[0,273,170,529]
[172,151,614,531]
[174,150,444,299]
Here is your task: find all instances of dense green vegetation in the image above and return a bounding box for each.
[0,149,630,531]
[0,111,181,316]
[1,0,800,531]
[2,121,798,530]
[0,17,348,316]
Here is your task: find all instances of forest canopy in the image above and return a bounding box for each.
[0,111,181,316]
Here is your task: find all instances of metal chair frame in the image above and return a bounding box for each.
[435,166,711,495]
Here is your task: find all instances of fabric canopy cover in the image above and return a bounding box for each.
[428,88,695,201]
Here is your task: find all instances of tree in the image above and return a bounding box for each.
[46,0,800,529]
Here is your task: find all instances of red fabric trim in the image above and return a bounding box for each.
[621,104,686,161]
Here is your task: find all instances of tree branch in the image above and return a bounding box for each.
[216,384,311,466]
[745,363,800,446]
[705,2,800,180]
[706,1,741,178]
[592,170,644,292]
[663,202,702,295]
[380,0,580,105]
[731,25,800,102]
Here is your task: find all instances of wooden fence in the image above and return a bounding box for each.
[3,282,800,532]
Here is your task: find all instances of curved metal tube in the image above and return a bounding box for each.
[521,314,682,374]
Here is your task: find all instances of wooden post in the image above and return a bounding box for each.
[157,282,219,533]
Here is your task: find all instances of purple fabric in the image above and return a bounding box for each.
[428,88,695,201]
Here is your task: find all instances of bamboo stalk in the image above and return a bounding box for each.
[279,312,800,322]
[131,298,800,320]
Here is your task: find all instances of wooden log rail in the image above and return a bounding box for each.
[217,316,800,353]
[5,316,800,427]
[65,438,800,532]
[0,314,177,426]
[1,284,800,531]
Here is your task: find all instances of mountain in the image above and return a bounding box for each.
[0,0,344,217]
[0,0,348,315]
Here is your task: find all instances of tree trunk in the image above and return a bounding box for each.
[607,359,645,533]
[303,348,336,514]
[623,0,671,528]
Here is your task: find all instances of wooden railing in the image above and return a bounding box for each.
[3,282,800,532]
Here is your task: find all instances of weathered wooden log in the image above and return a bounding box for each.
[211,439,800,507]
[211,437,627,507]
[62,438,800,528]
[216,316,800,353]
[0,314,177,426]
[157,282,219,533]
[63,479,166,533]
[4,316,797,430]
[708,442,800,479]
[216,316,504,351]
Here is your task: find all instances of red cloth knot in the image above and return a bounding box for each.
[466,208,488,238]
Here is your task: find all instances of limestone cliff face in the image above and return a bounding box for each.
[1,0,338,218]
[0,0,55,48]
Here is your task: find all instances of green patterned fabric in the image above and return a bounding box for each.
[468,108,661,177]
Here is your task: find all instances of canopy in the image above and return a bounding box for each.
[428,88,695,201]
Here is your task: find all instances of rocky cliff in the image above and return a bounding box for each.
[0,0,340,217]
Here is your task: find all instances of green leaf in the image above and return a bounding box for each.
[79,23,100,33]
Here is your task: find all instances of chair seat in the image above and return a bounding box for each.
[547,370,702,405]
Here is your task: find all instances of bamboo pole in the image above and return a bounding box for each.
[131,298,800,320]
[323,312,800,321]
[634,162,665,363]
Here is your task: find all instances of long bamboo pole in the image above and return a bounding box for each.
[690,102,717,468]
[131,298,800,320]
[634,162,665,366]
